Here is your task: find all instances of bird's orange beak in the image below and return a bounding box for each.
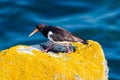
[28,29,38,37]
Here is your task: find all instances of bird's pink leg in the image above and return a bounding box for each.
[65,44,71,53]
[42,44,54,52]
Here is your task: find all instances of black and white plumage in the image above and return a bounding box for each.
[29,24,88,53]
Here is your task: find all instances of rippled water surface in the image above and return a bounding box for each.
[0,0,120,79]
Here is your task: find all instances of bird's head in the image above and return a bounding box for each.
[29,24,48,37]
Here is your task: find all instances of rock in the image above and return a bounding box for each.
[0,40,109,80]
[38,41,75,53]
[31,41,75,53]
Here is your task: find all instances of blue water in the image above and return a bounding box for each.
[0,0,120,79]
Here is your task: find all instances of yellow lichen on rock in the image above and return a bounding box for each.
[0,40,108,80]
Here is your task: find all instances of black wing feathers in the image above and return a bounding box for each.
[48,26,88,44]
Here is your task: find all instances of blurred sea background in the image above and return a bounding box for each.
[0,0,120,79]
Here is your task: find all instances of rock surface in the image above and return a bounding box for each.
[0,40,108,80]
[32,41,75,53]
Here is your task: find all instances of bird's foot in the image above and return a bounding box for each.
[42,44,54,53]
[65,44,72,53]
[67,49,72,53]
[42,49,48,53]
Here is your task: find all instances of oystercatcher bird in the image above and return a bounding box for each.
[29,24,88,53]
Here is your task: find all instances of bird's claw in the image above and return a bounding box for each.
[67,50,71,53]
[42,50,48,53]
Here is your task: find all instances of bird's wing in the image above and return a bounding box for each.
[49,32,73,41]
[49,26,88,44]
[48,27,76,42]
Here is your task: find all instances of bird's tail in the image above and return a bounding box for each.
[73,36,88,44]
[72,35,88,44]
[80,39,88,44]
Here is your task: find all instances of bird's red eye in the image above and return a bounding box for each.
[36,24,41,29]
[36,24,48,29]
